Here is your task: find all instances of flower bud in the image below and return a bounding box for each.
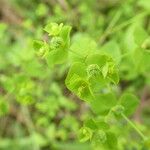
[50,37,64,50]
[87,64,100,77]
[111,105,124,116]
[92,130,107,145]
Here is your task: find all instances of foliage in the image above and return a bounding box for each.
[0,0,150,150]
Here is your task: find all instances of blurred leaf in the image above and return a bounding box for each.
[90,92,117,115]
[134,25,149,46]
[101,40,121,64]
[0,97,9,117]
[104,132,118,150]
[44,22,63,36]
[79,127,93,142]
[119,93,139,116]
[69,33,97,63]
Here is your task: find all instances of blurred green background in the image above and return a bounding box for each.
[0,0,150,150]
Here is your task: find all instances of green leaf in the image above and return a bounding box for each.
[122,25,137,53]
[69,33,97,63]
[16,95,35,105]
[86,64,101,80]
[119,93,139,116]
[85,54,111,68]
[65,62,87,81]
[84,119,97,130]
[92,131,117,149]
[95,119,110,130]
[143,138,150,148]
[134,25,149,46]
[79,127,93,142]
[59,25,72,48]
[90,92,117,115]
[92,130,107,145]
[138,0,150,11]
[65,62,94,101]
[44,22,63,36]
[66,74,93,101]
[42,23,72,66]
[85,54,119,84]
[104,132,118,150]
[45,46,68,67]
[102,63,109,78]
[33,40,49,58]
[100,40,121,64]
[111,105,125,117]
[0,97,9,116]
[36,3,48,17]
[0,23,8,38]
[141,37,150,50]
[33,40,44,51]
[109,70,119,84]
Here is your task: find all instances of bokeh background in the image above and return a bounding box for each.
[0,0,150,150]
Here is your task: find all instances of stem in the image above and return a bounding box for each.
[110,11,148,34]
[121,113,146,140]
[107,11,122,30]
[99,10,122,44]
[99,11,149,44]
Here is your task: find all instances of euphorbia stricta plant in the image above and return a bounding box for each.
[34,22,149,149]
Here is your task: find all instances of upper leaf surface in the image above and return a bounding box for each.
[119,93,139,116]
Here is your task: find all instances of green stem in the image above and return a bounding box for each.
[99,10,122,44]
[110,11,148,34]
[121,113,146,140]
[99,11,149,44]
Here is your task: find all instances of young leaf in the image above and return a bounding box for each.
[66,74,93,101]
[44,24,71,66]
[84,119,97,130]
[92,130,107,145]
[134,25,149,46]
[95,120,110,130]
[45,46,68,67]
[100,40,121,64]
[0,97,9,116]
[119,93,139,116]
[65,62,87,81]
[85,54,111,68]
[59,25,72,48]
[108,69,119,84]
[104,132,118,150]
[79,127,93,142]
[33,40,44,51]
[102,63,109,78]
[69,33,97,63]
[90,92,117,115]
[33,40,49,58]
[44,22,63,36]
